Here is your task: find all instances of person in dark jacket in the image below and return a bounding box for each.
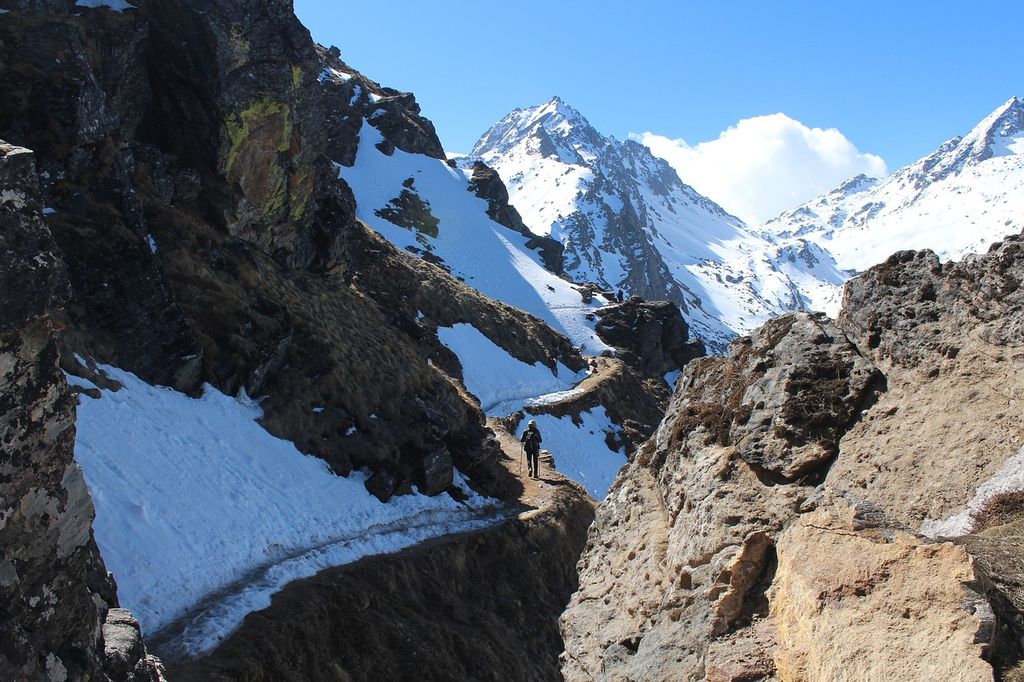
[521,420,543,479]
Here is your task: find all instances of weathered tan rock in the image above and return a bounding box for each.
[770,502,993,682]
[562,238,1024,681]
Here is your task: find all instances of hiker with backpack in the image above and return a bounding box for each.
[521,420,543,479]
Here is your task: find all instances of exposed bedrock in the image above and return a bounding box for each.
[595,297,705,378]
[0,142,161,680]
[562,236,1024,681]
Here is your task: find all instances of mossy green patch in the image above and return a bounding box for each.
[291,65,302,90]
[224,99,291,175]
[289,166,314,221]
[262,170,287,219]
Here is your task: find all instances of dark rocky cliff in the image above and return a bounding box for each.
[0,0,695,677]
[0,141,161,680]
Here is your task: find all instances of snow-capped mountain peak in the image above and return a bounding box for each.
[965,95,1024,160]
[470,98,847,349]
[472,96,605,167]
[761,96,1024,272]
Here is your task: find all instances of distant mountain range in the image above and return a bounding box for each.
[760,96,1024,272]
[467,97,845,350]
[466,96,1024,347]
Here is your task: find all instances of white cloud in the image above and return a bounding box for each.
[636,114,887,225]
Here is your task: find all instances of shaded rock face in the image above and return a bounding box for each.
[0,143,160,681]
[562,237,1024,680]
[595,298,706,377]
[315,43,445,165]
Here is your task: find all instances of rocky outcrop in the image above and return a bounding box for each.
[767,501,993,682]
[561,236,1024,680]
[316,44,445,164]
[595,298,705,377]
[466,160,565,275]
[0,142,160,681]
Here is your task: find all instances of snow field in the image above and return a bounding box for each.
[68,364,498,646]
[436,323,586,416]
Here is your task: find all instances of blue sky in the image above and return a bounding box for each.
[294,1,1022,222]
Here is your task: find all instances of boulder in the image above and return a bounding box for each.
[466,161,565,274]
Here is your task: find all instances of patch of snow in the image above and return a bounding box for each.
[525,386,586,407]
[348,85,362,107]
[311,406,324,413]
[318,66,352,84]
[437,323,585,416]
[68,363,498,644]
[664,369,682,390]
[518,407,625,498]
[75,0,136,10]
[920,446,1024,538]
[42,207,56,215]
[344,425,357,436]
[145,234,157,254]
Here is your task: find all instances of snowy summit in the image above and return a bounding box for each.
[761,96,1024,272]
[470,97,847,348]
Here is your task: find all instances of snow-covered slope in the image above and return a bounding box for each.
[469,97,845,349]
[68,363,499,655]
[337,121,610,354]
[762,96,1024,273]
[332,99,628,496]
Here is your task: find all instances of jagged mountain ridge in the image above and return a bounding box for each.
[761,96,1024,273]
[469,97,847,350]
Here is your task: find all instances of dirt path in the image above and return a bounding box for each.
[486,415,583,513]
